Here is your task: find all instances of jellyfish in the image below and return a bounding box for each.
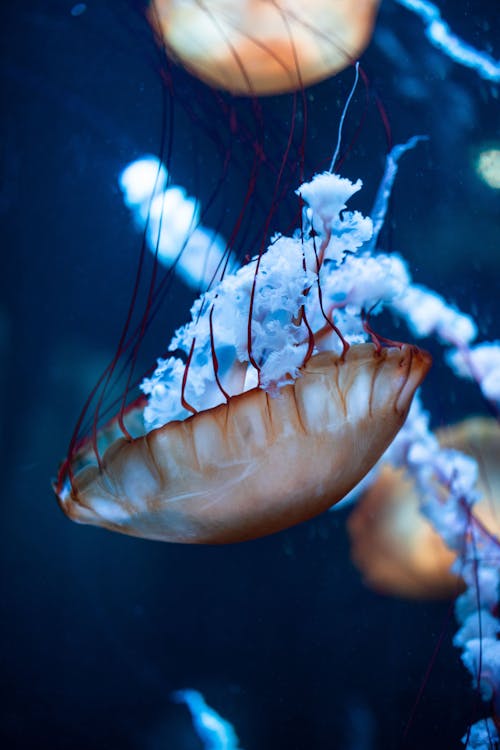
[347,417,500,600]
[148,0,381,95]
[55,160,430,544]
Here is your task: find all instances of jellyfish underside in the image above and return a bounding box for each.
[58,343,431,544]
[149,0,380,95]
[348,417,500,599]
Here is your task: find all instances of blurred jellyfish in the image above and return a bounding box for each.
[347,416,500,600]
[147,0,381,95]
[475,148,500,190]
[462,719,500,750]
[173,689,243,750]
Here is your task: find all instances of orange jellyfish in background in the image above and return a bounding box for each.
[148,0,381,95]
[55,160,431,544]
[347,417,500,599]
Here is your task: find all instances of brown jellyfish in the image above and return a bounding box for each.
[347,417,500,599]
[148,0,381,95]
[56,343,430,545]
[55,161,432,547]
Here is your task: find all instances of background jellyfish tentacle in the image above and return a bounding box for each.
[119,155,235,290]
[173,689,244,750]
[393,0,500,82]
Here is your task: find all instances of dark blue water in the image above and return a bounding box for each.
[1,2,499,748]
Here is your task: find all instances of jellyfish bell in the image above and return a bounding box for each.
[56,342,430,544]
[148,0,381,95]
[347,417,500,599]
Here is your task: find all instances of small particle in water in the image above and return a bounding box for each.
[71,3,87,17]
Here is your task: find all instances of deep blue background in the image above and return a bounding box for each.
[1,2,499,748]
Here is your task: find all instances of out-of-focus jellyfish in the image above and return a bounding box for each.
[347,417,500,600]
[476,147,500,190]
[147,0,381,95]
[55,154,431,544]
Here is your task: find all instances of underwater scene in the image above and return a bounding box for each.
[1,1,499,748]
